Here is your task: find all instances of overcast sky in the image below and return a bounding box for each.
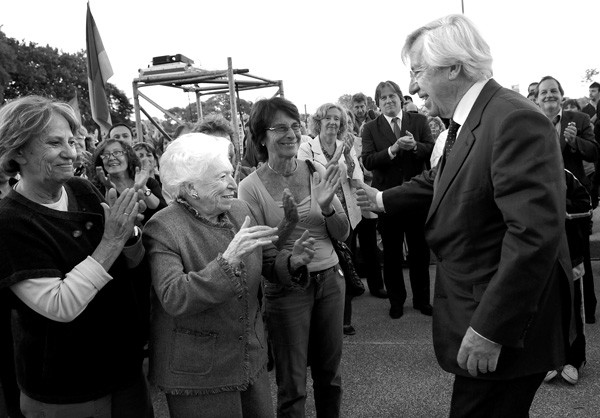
[2,0,599,120]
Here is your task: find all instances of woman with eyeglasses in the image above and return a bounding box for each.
[238,97,349,417]
[92,139,167,223]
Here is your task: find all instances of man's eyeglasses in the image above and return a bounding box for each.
[409,66,428,80]
[267,124,302,135]
[100,150,125,160]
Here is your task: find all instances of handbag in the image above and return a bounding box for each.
[304,160,365,297]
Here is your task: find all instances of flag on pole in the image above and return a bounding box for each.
[86,2,113,135]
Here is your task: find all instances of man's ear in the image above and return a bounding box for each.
[448,64,462,81]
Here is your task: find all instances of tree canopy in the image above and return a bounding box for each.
[0,27,132,131]
[165,93,253,124]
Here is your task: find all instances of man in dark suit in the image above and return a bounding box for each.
[357,14,572,417]
[537,75,598,327]
[361,80,434,319]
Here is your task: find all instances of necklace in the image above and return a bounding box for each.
[320,140,336,162]
[267,160,298,177]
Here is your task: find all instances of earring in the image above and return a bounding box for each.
[191,192,199,199]
[261,143,265,147]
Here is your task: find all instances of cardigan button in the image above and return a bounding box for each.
[72,230,82,238]
[238,336,243,341]
[85,221,94,230]
[239,316,244,322]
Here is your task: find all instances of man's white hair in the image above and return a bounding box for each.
[402,14,493,82]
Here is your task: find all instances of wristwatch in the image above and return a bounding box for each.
[143,188,152,197]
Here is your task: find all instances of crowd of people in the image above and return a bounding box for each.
[0,12,599,418]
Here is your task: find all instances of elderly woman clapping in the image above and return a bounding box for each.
[143,133,315,418]
[0,96,153,416]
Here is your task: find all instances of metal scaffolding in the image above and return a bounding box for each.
[132,57,284,158]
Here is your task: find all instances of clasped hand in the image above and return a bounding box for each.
[355,180,382,212]
[391,130,416,153]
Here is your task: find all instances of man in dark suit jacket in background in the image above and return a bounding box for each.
[537,75,598,326]
[357,14,572,417]
[361,80,434,319]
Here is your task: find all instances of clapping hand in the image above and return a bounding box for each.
[133,160,152,191]
[100,188,140,245]
[222,216,279,266]
[313,164,342,211]
[397,130,417,151]
[96,166,116,192]
[275,188,298,250]
[564,122,577,147]
[325,144,345,168]
[289,229,316,271]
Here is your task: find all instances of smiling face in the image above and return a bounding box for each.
[264,110,301,160]
[537,78,563,118]
[378,86,402,117]
[320,107,342,139]
[16,113,77,190]
[101,142,129,176]
[110,126,133,144]
[407,37,455,118]
[191,158,236,219]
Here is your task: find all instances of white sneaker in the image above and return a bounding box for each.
[544,370,558,383]
[561,364,579,385]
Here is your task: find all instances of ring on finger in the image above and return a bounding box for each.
[123,212,130,216]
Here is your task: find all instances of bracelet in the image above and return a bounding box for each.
[322,208,336,218]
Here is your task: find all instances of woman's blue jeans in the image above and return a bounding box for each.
[264,265,345,417]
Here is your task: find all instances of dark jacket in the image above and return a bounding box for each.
[0,177,149,403]
[361,111,434,191]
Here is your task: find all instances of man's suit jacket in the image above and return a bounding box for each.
[361,111,434,191]
[558,110,597,190]
[381,79,572,380]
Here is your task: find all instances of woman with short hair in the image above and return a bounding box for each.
[143,133,315,417]
[0,95,153,416]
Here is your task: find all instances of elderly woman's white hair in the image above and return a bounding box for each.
[159,133,232,202]
[401,14,493,82]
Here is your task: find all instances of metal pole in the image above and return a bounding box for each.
[195,91,202,122]
[227,57,241,164]
[132,81,143,143]
[461,0,464,13]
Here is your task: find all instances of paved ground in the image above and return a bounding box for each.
[150,209,600,417]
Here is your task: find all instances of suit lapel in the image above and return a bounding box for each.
[558,113,569,152]
[427,79,502,223]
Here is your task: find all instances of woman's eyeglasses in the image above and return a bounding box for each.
[100,150,125,160]
[267,124,302,135]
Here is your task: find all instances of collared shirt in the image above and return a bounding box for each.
[384,112,403,159]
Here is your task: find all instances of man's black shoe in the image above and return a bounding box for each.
[389,306,404,319]
[414,303,433,316]
[370,289,388,299]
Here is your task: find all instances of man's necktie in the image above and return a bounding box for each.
[444,119,461,159]
[391,117,402,139]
